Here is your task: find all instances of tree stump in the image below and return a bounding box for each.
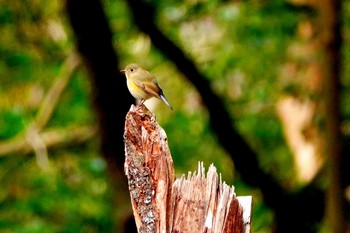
[124,105,252,233]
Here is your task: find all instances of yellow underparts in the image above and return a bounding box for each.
[127,80,150,100]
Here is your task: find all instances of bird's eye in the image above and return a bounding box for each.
[130,68,134,72]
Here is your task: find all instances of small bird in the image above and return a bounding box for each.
[121,63,173,110]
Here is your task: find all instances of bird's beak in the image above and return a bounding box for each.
[120,69,126,73]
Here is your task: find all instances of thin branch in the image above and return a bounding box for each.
[0,125,96,156]
[0,52,87,158]
[26,127,50,170]
[34,52,80,130]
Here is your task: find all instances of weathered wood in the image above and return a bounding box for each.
[124,104,175,232]
[124,105,252,233]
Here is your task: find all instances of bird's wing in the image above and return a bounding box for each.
[133,79,161,98]
[132,79,146,90]
[133,79,173,109]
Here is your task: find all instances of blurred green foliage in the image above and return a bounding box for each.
[0,0,349,232]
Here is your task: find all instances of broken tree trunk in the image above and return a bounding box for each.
[124,105,252,233]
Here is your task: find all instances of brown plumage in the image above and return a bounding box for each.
[121,63,173,110]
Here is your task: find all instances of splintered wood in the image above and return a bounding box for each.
[170,163,251,233]
[124,105,252,233]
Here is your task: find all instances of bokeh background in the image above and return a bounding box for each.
[0,0,349,232]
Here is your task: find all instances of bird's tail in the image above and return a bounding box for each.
[159,93,173,110]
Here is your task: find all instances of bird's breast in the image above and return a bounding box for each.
[127,79,150,100]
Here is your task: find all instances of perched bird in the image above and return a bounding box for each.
[121,63,173,110]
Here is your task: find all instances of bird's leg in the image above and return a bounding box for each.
[139,99,145,106]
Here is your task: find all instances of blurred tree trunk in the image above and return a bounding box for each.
[316,0,344,232]
[279,0,344,232]
[65,0,135,231]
